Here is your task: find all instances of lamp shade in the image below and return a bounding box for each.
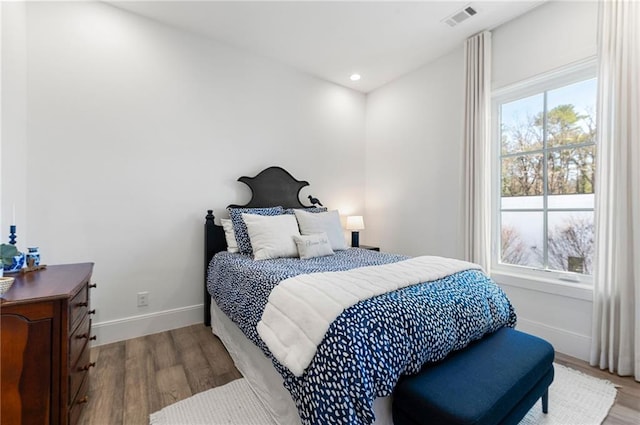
[346,216,365,231]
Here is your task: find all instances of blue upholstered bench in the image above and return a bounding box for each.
[393,328,554,425]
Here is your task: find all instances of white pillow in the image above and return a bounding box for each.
[242,213,301,260]
[294,209,348,251]
[221,218,239,253]
[293,233,335,259]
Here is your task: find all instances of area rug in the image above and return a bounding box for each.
[149,363,617,425]
[518,363,617,425]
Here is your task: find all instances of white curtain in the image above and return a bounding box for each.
[591,0,640,381]
[463,31,491,271]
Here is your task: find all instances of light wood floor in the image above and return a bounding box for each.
[79,325,241,425]
[79,324,639,425]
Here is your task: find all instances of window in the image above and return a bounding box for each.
[493,64,597,281]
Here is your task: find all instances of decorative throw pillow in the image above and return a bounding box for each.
[220,218,239,253]
[293,233,334,259]
[228,206,284,255]
[242,213,301,260]
[283,207,328,214]
[294,209,348,251]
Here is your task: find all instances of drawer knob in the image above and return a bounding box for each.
[76,302,88,308]
[89,283,97,289]
[79,362,96,372]
[88,309,96,315]
[76,333,96,340]
[77,396,89,404]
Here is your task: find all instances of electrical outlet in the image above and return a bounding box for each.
[137,291,149,307]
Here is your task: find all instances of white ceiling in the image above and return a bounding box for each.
[110,1,544,93]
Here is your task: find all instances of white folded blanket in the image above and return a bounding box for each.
[257,255,481,376]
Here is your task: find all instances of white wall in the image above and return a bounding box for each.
[365,49,465,258]
[492,1,598,90]
[1,1,28,245]
[490,0,598,360]
[3,1,366,344]
[365,0,598,360]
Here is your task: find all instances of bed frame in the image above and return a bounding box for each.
[204,166,317,326]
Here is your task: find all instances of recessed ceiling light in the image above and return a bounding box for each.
[350,74,361,81]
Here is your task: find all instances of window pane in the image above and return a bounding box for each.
[501,154,544,197]
[500,93,544,155]
[547,146,595,195]
[501,195,543,210]
[501,212,543,268]
[546,78,597,148]
[547,211,594,274]
[548,193,594,209]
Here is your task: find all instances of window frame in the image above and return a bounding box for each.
[490,58,597,288]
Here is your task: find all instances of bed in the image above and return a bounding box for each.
[204,166,517,425]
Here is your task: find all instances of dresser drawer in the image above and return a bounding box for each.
[69,314,91,368]
[69,340,92,403]
[69,282,89,332]
[68,370,90,425]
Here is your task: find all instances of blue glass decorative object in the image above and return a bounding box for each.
[27,247,40,266]
[9,225,17,245]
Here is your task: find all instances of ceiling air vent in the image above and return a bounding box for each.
[443,5,478,27]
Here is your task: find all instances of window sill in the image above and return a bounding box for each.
[491,269,593,302]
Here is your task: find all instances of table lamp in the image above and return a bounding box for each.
[346,216,365,248]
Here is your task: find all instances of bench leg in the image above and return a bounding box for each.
[541,389,549,414]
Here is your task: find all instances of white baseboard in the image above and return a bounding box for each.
[92,304,204,346]
[517,317,591,361]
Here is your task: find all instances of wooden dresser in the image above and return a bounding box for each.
[1,263,96,425]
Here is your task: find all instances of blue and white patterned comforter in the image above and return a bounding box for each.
[207,249,516,425]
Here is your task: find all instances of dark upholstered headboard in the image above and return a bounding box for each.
[204,166,316,325]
